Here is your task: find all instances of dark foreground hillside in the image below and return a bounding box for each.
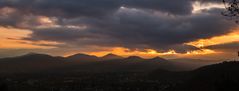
[174,61,239,91]
[0,61,239,91]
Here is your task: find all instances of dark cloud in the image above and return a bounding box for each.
[205,41,239,52]
[0,7,22,27]
[0,0,213,20]
[24,8,236,53]
[0,0,237,54]
[0,0,224,28]
[0,0,122,18]
[0,7,56,29]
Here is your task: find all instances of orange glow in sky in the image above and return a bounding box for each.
[0,27,58,49]
[84,47,216,59]
[187,31,239,48]
[85,30,239,58]
[0,27,239,59]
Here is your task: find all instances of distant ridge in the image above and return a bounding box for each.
[149,57,168,61]
[3,52,60,61]
[101,53,124,60]
[125,56,145,61]
[169,58,218,70]
[0,53,66,73]
[66,53,100,62]
[0,52,218,73]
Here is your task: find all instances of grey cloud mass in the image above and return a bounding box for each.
[0,0,238,53]
[0,0,122,18]
[0,0,196,18]
[26,8,236,53]
[205,41,239,52]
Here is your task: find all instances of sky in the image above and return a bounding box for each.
[0,0,238,60]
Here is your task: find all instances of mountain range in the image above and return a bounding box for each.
[0,53,217,74]
[0,53,238,91]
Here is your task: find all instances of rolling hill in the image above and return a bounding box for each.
[150,61,239,91]
[0,53,218,73]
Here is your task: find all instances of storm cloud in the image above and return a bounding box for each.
[0,0,238,53]
[0,0,196,18]
[205,41,239,52]
[25,8,236,53]
[0,0,122,18]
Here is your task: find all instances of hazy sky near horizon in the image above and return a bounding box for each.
[0,0,238,60]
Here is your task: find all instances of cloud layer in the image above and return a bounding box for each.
[0,0,238,54]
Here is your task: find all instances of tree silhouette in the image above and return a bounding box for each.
[222,0,239,23]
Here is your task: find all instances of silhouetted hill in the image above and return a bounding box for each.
[1,53,238,91]
[0,53,64,63]
[194,61,239,73]
[182,61,239,91]
[147,57,186,71]
[0,53,179,73]
[0,53,66,73]
[147,57,171,65]
[2,53,239,91]
[101,53,124,60]
[150,61,239,91]
[89,56,184,72]
[0,53,216,74]
[124,56,145,62]
[66,53,100,62]
[168,58,218,71]
[149,57,168,61]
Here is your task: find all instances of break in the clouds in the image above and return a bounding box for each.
[0,0,238,54]
[123,0,193,15]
